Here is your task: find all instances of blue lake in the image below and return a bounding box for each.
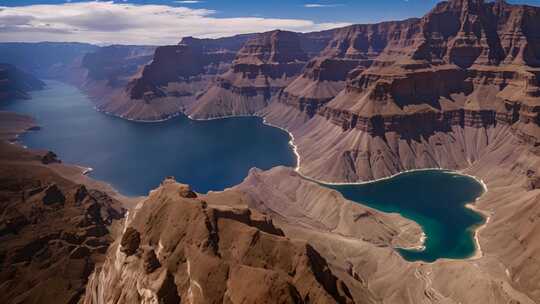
[2,80,485,262]
[325,170,485,262]
[2,80,297,196]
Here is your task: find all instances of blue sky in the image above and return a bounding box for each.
[0,0,448,24]
[3,0,540,23]
[1,0,540,45]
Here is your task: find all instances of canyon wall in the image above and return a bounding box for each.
[90,29,338,120]
[263,0,540,182]
[89,35,253,121]
[86,1,539,302]
[2,0,540,303]
[188,30,310,119]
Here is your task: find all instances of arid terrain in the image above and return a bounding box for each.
[1,0,540,303]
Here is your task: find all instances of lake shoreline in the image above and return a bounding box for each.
[93,104,492,263]
[9,82,490,263]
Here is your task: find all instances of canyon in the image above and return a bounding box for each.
[1,0,540,303]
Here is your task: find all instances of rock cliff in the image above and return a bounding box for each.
[90,35,252,121]
[189,30,309,119]
[263,0,540,182]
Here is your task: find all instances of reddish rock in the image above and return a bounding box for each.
[0,141,125,304]
[189,30,310,118]
[84,180,355,304]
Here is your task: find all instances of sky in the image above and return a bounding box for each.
[1,0,539,45]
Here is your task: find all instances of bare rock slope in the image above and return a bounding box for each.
[83,178,371,303]
[188,30,310,119]
[84,165,540,304]
[263,0,540,182]
[94,35,252,121]
[0,141,125,304]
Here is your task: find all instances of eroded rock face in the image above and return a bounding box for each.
[143,249,161,274]
[83,179,355,304]
[0,143,125,304]
[261,0,540,184]
[126,35,251,101]
[188,30,310,119]
[315,0,540,135]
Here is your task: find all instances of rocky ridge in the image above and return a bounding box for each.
[0,140,125,304]
[83,177,370,304]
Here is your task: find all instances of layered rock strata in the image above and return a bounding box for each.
[266,18,422,123]
[91,36,253,121]
[189,30,309,119]
[263,0,540,182]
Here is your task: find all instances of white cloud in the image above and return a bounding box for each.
[0,2,350,45]
[304,3,343,8]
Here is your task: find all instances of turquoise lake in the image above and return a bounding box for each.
[325,170,485,262]
[1,80,486,262]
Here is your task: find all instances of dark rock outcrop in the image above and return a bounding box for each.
[42,184,66,205]
[120,227,140,256]
[142,249,161,274]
